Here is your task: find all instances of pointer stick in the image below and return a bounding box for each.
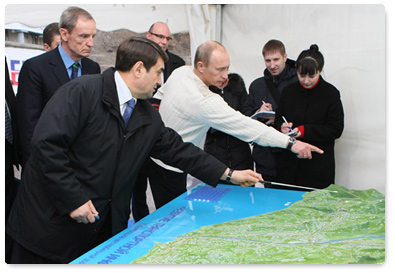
[259,181,338,193]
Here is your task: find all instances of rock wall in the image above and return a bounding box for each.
[90,29,191,71]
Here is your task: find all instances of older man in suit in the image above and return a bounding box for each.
[17,6,101,166]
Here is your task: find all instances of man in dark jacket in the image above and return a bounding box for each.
[132,21,186,221]
[17,6,101,166]
[6,37,261,264]
[146,21,185,84]
[243,40,298,183]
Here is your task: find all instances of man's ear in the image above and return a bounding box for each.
[196,61,205,73]
[43,43,50,52]
[59,28,68,42]
[132,61,145,78]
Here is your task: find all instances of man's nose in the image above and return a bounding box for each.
[86,36,94,47]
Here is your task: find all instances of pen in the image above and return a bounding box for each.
[282,116,293,132]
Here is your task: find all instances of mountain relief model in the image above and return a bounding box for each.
[131,185,385,264]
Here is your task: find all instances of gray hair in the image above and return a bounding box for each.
[59,6,94,33]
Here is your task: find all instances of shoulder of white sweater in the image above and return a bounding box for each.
[153,66,193,100]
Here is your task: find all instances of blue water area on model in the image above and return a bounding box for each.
[71,184,304,264]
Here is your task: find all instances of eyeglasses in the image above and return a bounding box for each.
[149,32,172,42]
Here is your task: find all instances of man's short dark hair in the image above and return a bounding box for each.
[262,39,286,57]
[115,36,169,72]
[43,22,60,46]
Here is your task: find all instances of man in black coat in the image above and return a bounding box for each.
[146,21,185,84]
[6,37,261,264]
[243,40,298,182]
[17,6,101,166]
[131,21,186,221]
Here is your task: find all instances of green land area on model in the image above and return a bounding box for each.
[131,185,385,264]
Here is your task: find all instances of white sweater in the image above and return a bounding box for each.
[153,66,289,172]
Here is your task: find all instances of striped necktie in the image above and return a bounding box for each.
[70,62,80,80]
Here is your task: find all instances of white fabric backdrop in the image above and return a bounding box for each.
[4,4,189,33]
[3,3,388,194]
[222,4,386,193]
[185,4,217,64]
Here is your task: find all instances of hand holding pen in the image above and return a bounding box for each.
[260,100,273,112]
[281,116,293,132]
[281,116,299,137]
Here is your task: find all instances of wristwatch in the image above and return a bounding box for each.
[286,137,297,150]
[226,169,234,183]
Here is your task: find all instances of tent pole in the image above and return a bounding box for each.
[215,4,222,43]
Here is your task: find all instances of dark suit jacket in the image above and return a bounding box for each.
[164,50,185,82]
[16,46,101,165]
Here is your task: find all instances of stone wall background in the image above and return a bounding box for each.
[90,29,191,71]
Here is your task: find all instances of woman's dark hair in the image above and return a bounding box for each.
[115,36,169,72]
[224,73,247,96]
[295,44,324,76]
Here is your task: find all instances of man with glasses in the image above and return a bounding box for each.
[146,22,185,86]
[132,22,186,221]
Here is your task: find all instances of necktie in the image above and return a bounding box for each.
[5,103,13,144]
[122,99,135,127]
[70,62,80,80]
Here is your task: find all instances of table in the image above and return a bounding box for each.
[71,183,304,264]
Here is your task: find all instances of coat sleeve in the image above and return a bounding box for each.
[17,59,45,166]
[243,81,261,116]
[30,80,91,215]
[150,125,228,187]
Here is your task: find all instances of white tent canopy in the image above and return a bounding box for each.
[4,3,387,194]
[4,4,190,33]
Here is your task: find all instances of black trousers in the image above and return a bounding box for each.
[8,239,56,264]
[132,159,151,222]
[147,160,187,210]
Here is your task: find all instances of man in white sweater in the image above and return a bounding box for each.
[149,41,323,209]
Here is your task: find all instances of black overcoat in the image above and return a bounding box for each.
[6,68,226,263]
[274,76,344,189]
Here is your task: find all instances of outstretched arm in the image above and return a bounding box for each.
[220,168,263,187]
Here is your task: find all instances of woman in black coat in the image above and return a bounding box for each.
[274,45,344,189]
[204,73,253,184]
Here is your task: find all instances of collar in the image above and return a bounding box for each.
[264,59,296,84]
[58,43,81,70]
[300,75,321,90]
[114,71,137,107]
